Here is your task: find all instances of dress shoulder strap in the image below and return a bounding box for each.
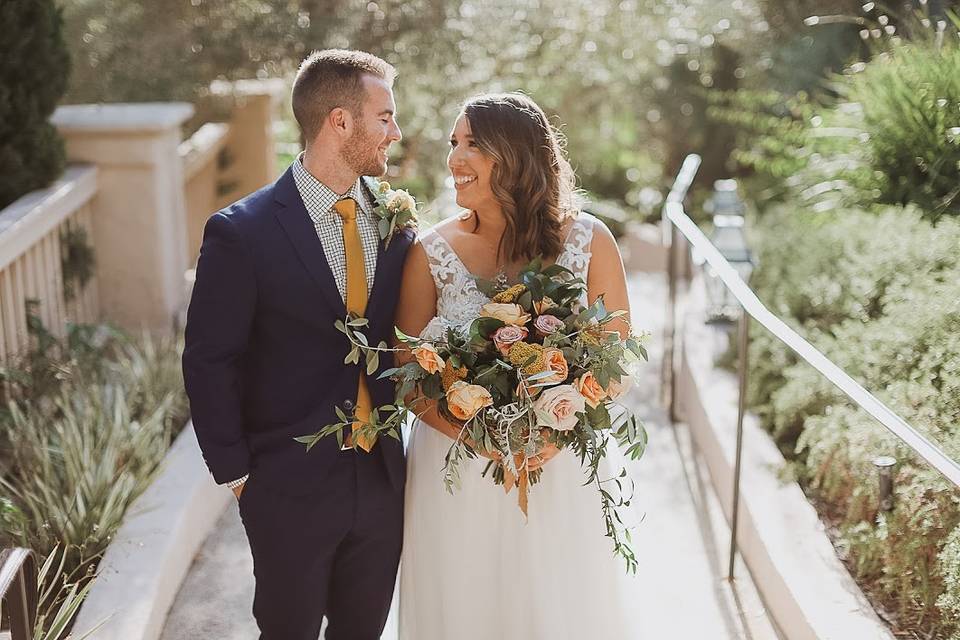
[556,211,595,284]
[419,228,464,293]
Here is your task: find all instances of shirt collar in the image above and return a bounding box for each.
[292,153,372,216]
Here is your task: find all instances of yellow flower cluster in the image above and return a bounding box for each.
[442,364,468,390]
[492,284,527,304]
[507,342,545,375]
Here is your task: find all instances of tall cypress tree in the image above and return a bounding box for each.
[0,0,71,210]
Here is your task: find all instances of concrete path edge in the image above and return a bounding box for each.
[675,274,894,640]
[73,423,231,640]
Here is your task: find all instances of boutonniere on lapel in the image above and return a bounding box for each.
[365,177,419,246]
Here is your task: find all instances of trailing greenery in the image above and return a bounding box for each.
[0,0,70,209]
[746,205,960,635]
[0,322,187,638]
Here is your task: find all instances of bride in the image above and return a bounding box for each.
[396,93,639,639]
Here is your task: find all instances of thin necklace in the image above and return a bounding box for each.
[467,210,511,285]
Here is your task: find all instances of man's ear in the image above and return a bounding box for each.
[328,106,353,137]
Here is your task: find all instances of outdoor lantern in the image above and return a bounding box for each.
[705,179,755,323]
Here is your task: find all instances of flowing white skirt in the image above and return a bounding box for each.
[398,420,641,640]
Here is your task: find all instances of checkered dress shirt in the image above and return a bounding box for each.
[291,154,380,299]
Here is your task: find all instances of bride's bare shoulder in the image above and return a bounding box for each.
[423,210,471,237]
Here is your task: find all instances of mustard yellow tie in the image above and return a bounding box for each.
[334,197,374,452]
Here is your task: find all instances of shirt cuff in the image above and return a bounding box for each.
[223,475,249,490]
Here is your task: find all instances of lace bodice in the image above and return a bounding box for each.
[419,212,596,341]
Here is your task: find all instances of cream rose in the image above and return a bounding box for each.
[533,384,586,431]
[480,303,531,326]
[605,374,633,400]
[541,347,569,384]
[575,371,608,408]
[412,343,445,374]
[446,381,493,421]
[492,325,529,356]
[387,189,416,212]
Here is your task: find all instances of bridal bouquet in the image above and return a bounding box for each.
[300,260,649,570]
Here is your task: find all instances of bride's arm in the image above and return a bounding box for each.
[395,241,479,443]
[586,219,632,339]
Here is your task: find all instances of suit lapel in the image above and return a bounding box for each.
[365,228,413,324]
[272,167,347,318]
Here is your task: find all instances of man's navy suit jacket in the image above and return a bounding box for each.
[182,165,414,495]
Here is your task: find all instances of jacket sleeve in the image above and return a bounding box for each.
[182,211,257,483]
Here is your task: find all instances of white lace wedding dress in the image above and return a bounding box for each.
[398,212,640,640]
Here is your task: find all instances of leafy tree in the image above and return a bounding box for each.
[0,0,70,209]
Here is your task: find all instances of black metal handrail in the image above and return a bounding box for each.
[661,153,960,580]
[0,547,37,640]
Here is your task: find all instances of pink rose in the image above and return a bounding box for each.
[532,384,586,431]
[492,325,529,356]
[533,314,565,337]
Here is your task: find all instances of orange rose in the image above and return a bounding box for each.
[575,371,608,408]
[446,381,493,421]
[412,343,445,374]
[541,347,569,384]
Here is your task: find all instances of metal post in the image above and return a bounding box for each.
[728,309,750,580]
[663,223,679,422]
[873,456,897,512]
[0,548,38,640]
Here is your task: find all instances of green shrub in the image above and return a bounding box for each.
[843,42,960,220]
[712,23,960,221]
[748,206,960,451]
[748,204,960,634]
[0,0,70,210]
[0,326,186,637]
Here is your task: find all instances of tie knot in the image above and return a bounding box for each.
[334,197,357,222]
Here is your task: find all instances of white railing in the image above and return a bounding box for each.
[0,166,100,359]
[661,154,960,584]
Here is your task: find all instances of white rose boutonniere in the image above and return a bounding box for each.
[366,178,419,246]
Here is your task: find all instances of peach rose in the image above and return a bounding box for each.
[446,381,493,421]
[575,371,608,408]
[541,347,569,384]
[533,384,586,431]
[492,325,529,356]
[605,374,633,400]
[412,343,445,374]
[480,303,531,326]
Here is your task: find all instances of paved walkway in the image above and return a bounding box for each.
[160,271,780,640]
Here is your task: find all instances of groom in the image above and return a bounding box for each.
[182,49,413,639]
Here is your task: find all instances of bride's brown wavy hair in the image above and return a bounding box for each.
[462,93,578,263]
